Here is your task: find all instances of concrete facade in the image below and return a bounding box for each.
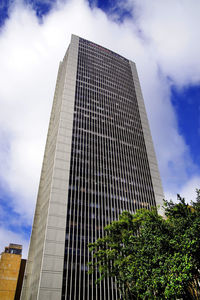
[22,35,164,300]
[21,35,79,300]
[129,62,164,215]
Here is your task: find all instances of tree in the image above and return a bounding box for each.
[88,190,200,299]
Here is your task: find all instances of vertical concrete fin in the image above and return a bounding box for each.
[129,61,165,216]
[21,35,79,300]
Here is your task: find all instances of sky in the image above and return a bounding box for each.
[0,0,199,258]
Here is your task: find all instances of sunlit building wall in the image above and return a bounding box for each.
[0,244,22,300]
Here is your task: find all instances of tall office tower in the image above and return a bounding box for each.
[21,35,164,300]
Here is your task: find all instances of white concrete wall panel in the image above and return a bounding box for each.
[21,35,79,300]
[129,61,164,215]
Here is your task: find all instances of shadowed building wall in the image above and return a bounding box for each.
[14,259,26,300]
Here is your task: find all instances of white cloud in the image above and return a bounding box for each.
[0,0,200,256]
[165,176,200,203]
[127,0,200,86]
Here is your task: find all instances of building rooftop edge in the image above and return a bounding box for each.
[70,34,135,64]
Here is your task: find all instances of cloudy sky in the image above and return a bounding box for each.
[0,0,199,257]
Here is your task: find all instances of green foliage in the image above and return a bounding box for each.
[89,190,200,299]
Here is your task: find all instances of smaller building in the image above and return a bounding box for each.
[0,244,22,300]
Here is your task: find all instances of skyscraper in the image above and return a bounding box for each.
[21,35,164,300]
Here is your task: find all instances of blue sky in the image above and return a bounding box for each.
[0,0,199,257]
